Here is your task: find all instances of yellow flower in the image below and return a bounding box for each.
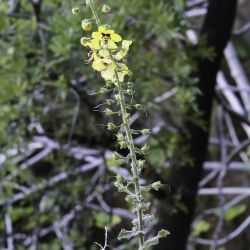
[82,19,92,31]
[92,52,112,72]
[113,40,132,60]
[80,37,101,50]
[101,62,129,83]
[92,55,128,82]
[101,62,117,81]
[99,49,110,58]
[92,26,122,50]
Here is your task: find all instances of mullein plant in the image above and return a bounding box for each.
[73,0,169,249]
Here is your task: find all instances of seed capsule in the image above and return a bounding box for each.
[82,19,92,31]
[72,8,80,15]
[101,4,111,13]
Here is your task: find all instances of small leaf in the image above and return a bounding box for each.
[143,236,159,248]
[225,205,247,222]
[158,229,170,238]
[151,181,162,191]
[192,220,211,237]
[143,229,169,248]
[118,228,142,240]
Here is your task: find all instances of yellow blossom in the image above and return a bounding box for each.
[102,62,129,82]
[92,52,112,72]
[92,26,122,50]
[80,37,101,50]
[101,62,117,81]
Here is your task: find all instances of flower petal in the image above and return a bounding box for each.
[92,32,102,40]
[92,60,106,71]
[106,29,115,35]
[122,40,132,48]
[107,40,118,49]
[99,49,110,58]
[118,72,126,82]
[113,40,132,60]
[98,26,106,33]
[111,33,122,42]
[90,39,101,49]
[101,63,116,80]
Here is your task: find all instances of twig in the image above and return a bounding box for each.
[94,226,110,250]
[67,88,80,146]
[224,42,250,119]
[233,22,250,35]
[210,106,227,250]
[184,8,207,17]
[199,187,250,195]
[192,216,250,246]
[0,160,101,207]
[5,206,14,250]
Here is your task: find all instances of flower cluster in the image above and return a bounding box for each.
[81,25,132,83]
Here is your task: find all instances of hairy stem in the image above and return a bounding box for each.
[115,71,144,248]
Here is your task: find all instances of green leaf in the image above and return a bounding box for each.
[111,214,121,226]
[118,228,142,240]
[143,229,169,248]
[93,212,110,229]
[92,212,121,228]
[225,205,247,222]
[192,220,211,237]
[106,156,123,167]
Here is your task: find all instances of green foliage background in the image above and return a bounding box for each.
[0,0,220,249]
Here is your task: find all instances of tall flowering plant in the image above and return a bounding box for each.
[73,1,169,249]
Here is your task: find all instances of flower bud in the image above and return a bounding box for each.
[104,108,113,116]
[82,19,92,31]
[125,113,130,120]
[106,99,114,105]
[72,8,80,15]
[141,129,150,136]
[119,141,127,149]
[112,152,120,160]
[135,104,143,110]
[101,4,111,13]
[127,89,133,95]
[85,0,91,7]
[137,160,145,169]
[80,37,91,46]
[127,82,133,88]
[141,144,150,155]
[107,122,116,130]
[151,181,162,191]
[116,133,125,142]
[116,174,125,183]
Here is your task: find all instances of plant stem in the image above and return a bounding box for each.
[116,76,144,248]
[88,0,144,248]
[88,0,101,26]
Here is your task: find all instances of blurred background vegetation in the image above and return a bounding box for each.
[0,0,250,249]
